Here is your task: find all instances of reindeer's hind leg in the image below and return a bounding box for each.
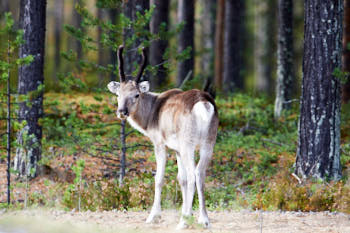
[176,145,196,229]
[195,143,214,228]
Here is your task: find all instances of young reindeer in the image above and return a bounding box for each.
[107,45,218,229]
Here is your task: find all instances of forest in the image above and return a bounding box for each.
[0,0,350,232]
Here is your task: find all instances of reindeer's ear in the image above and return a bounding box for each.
[138,81,150,93]
[107,81,120,95]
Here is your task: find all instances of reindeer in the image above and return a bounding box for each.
[107,45,218,229]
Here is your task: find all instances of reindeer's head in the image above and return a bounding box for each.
[107,45,149,119]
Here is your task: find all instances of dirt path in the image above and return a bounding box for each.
[0,209,349,233]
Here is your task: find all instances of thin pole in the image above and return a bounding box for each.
[119,119,126,185]
[7,36,11,206]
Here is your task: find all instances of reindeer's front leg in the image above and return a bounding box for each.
[146,144,166,223]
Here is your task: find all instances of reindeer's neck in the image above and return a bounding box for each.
[128,92,158,134]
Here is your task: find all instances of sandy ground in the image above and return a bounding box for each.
[0,209,350,233]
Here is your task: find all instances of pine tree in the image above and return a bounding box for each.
[15,0,47,177]
[296,0,343,180]
[176,0,194,87]
[223,0,245,93]
[150,0,169,88]
[274,0,294,119]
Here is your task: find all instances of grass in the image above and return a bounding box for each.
[1,92,350,213]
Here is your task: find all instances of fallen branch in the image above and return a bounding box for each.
[292,173,302,184]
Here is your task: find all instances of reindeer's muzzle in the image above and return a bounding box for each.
[117,108,129,119]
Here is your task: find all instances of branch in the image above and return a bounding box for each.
[291,173,302,184]
[261,138,287,147]
[178,70,193,89]
[125,143,152,150]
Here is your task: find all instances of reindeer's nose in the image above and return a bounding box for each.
[117,108,129,118]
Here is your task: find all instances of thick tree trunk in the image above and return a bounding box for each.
[150,0,169,89]
[54,0,64,83]
[254,0,277,94]
[343,0,350,103]
[199,0,216,82]
[296,0,343,180]
[123,0,149,77]
[274,0,294,119]
[176,0,194,87]
[15,0,46,177]
[214,0,225,91]
[223,0,244,93]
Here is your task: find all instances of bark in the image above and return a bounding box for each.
[199,0,216,82]
[343,0,350,103]
[254,0,277,94]
[97,5,104,84]
[176,0,194,87]
[1,1,10,14]
[54,0,64,83]
[73,0,83,61]
[150,0,169,89]
[214,0,225,91]
[109,8,118,81]
[296,0,343,180]
[274,0,294,119]
[223,0,245,93]
[123,0,149,77]
[15,0,46,177]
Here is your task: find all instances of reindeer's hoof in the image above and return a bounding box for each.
[146,214,161,224]
[176,220,188,230]
[198,216,211,229]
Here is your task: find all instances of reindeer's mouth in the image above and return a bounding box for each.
[117,111,128,120]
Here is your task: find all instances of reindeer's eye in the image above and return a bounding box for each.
[135,94,139,99]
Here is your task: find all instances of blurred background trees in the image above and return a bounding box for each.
[0,0,349,197]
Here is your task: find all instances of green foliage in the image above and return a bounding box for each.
[333,67,349,85]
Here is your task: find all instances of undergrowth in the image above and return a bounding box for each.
[2,92,350,213]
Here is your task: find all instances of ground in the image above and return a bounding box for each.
[0,209,350,233]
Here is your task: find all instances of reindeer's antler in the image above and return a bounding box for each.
[118,45,126,82]
[135,47,147,83]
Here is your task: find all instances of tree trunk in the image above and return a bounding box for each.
[97,5,104,84]
[15,0,46,177]
[296,0,343,180]
[199,0,216,82]
[54,0,64,83]
[109,8,118,81]
[1,1,10,14]
[274,0,294,119]
[73,0,83,61]
[214,0,225,91]
[123,0,149,77]
[176,0,194,87]
[223,0,245,93]
[254,0,277,94]
[343,0,350,103]
[150,0,169,89]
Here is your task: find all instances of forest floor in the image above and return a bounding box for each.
[0,208,350,233]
